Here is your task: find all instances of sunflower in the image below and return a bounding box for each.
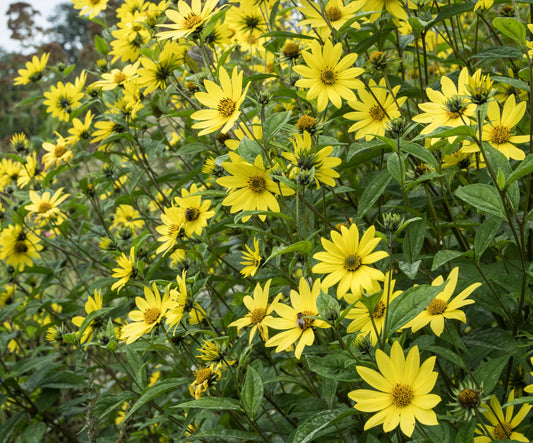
[120,283,172,344]
[297,0,361,37]
[157,0,220,40]
[93,62,140,90]
[474,390,531,442]
[14,52,50,86]
[191,66,250,136]
[348,341,441,437]
[111,247,137,293]
[293,39,364,112]
[283,131,341,188]
[173,183,215,237]
[229,279,281,344]
[67,110,93,145]
[196,340,236,371]
[265,278,330,359]
[312,224,388,300]
[360,0,416,22]
[72,289,104,344]
[9,133,30,153]
[156,206,186,255]
[216,152,294,222]
[402,267,481,337]
[43,72,86,122]
[166,270,188,331]
[240,237,262,278]
[344,78,406,140]
[0,224,43,271]
[26,188,70,224]
[189,366,221,399]
[72,0,109,19]
[17,153,45,189]
[110,204,145,234]
[525,357,533,394]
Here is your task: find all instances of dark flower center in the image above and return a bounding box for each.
[326,6,342,21]
[343,254,361,271]
[320,68,336,85]
[427,298,447,315]
[247,176,266,193]
[185,207,200,222]
[390,383,413,407]
[143,307,161,324]
[296,311,315,330]
[218,98,236,118]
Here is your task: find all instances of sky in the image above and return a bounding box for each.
[1,0,68,54]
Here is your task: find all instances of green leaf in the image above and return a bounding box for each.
[431,250,467,271]
[238,137,263,164]
[416,125,476,139]
[455,184,506,218]
[289,408,357,443]
[471,46,523,59]
[263,111,291,142]
[173,397,243,410]
[474,217,501,261]
[0,412,23,443]
[94,35,109,55]
[398,260,421,279]
[493,17,526,46]
[266,240,312,263]
[124,378,188,421]
[425,345,467,370]
[492,75,530,93]
[357,170,392,218]
[401,142,439,170]
[307,351,359,382]
[241,366,263,420]
[403,217,427,262]
[455,420,476,443]
[316,291,340,324]
[387,153,406,184]
[94,392,138,419]
[472,354,510,394]
[22,422,47,443]
[193,429,263,441]
[386,283,444,337]
[506,153,533,188]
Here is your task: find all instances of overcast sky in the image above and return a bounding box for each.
[1,0,69,54]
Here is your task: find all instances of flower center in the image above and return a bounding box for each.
[326,6,343,21]
[185,207,200,222]
[390,383,413,407]
[457,388,480,409]
[54,144,67,157]
[89,0,102,5]
[195,368,212,383]
[38,202,53,213]
[143,307,161,324]
[427,298,447,315]
[168,223,184,238]
[14,241,28,253]
[296,311,315,330]
[113,71,127,84]
[369,105,385,121]
[184,13,203,30]
[320,68,336,85]
[445,96,466,119]
[343,254,361,271]
[59,97,71,110]
[250,307,266,324]
[373,301,386,318]
[218,97,236,118]
[493,422,512,440]
[247,175,266,193]
[296,115,317,132]
[490,126,510,145]
[282,42,300,59]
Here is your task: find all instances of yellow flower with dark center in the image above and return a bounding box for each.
[474,390,531,442]
[312,224,388,300]
[240,237,262,278]
[344,78,406,140]
[120,283,172,344]
[93,62,140,90]
[17,153,45,189]
[43,72,86,122]
[191,66,250,136]
[293,39,364,112]
[110,204,145,233]
[156,206,186,255]
[413,68,476,142]
[0,158,22,191]
[441,148,485,170]
[189,366,221,399]
[42,133,73,170]
[111,247,137,293]
[283,131,341,188]
[230,279,281,344]
[72,0,109,19]
[26,188,69,224]
[10,133,30,153]
[157,0,220,40]
[196,340,236,371]
[361,0,416,22]
[402,267,480,336]
[344,272,402,344]
[110,20,151,63]
[173,183,215,237]
[216,152,294,222]
[265,278,330,359]
[348,341,441,437]
[14,52,50,86]
[297,0,361,38]
[91,119,126,150]
[67,110,93,145]
[0,224,43,271]
[525,357,533,394]
[72,289,104,344]
[166,270,188,331]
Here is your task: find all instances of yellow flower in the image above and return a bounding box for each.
[14,52,49,85]
[0,224,43,271]
[224,116,263,151]
[525,357,533,394]
[229,279,281,344]
[93,62,140,90]
[173,183,215,237]
[293,38,364,112]
[189,367,221,399]
[297,0,361,38]
[191,66,250,136]
[312,224,388,300]
[166,270,188,331]
[110,204,145,234]
[217,152,294,222]
[10,133,30,153]
[441,148,485,170]
[43,72,86,122]
[111,247,137,293]
[157,0,220,40]
[402,267,480,337]
[348,341,441,437]
[196,340,235,371]
[120,283,172,344]
[361,0,415,22]
[474,0,494,12]
[240,237,262,278]
[265,278,331,359]
[67,110,93,145]
[42,133,73,170]
[72,0,109,19]
[17,153,45,189]
[156,206,185,255]
[72,289,104,344]
[344,78,406,141]
[26,188,69,224]
[474,390,531,442]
